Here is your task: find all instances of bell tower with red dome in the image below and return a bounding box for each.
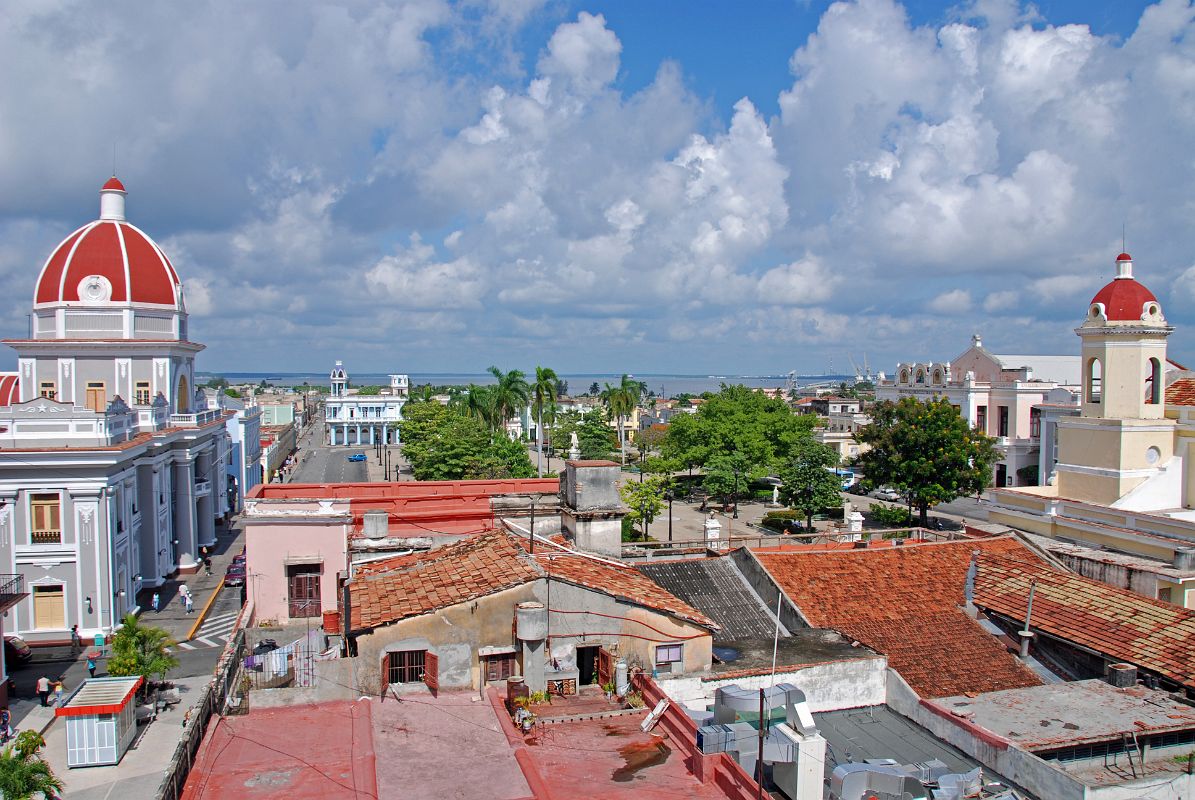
[10,177,203,415]
[1054,253,1176,505]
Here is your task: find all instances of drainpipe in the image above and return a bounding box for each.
[1019,580,1037,658]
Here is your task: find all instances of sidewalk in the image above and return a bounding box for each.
[137,519,244,645]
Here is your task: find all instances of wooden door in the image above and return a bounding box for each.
[484,653,516,683]
[598,647,614,688]
[287,571,320,618]
[33,586,65,629]
[85,383,106,413]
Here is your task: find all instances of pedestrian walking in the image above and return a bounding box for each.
[53,680,64,707]
[70,624,81,655]
[203,557,212,576]
[184,591,194,614]
[151,592,160,612]
[35,675,50,707]
[87,656,97,679]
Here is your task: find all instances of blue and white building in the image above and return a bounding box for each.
[324,361,408,446]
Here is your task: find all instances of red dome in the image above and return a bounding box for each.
[102,176,126,192]
[1116,252,1132,262]
[1091,276,1158,322]
[34,220,181,307]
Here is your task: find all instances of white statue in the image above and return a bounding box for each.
[568,431,581,460]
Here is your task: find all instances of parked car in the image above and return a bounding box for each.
[4,635,31,664]
[347,453,367,462]
[224,564,246,587]
[872,487,904,502]
[846,482,870,496]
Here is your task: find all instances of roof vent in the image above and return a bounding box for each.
[853,540,868,549]
[362,509,389,539]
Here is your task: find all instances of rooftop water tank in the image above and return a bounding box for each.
[516,602,547,641]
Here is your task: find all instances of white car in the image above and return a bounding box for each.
[872,487,904,502]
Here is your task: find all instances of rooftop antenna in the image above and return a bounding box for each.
[112,143,117,177]
[1122,222,1125,254]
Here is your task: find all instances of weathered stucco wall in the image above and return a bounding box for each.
[351,577,713,695]
[659,655,887,713]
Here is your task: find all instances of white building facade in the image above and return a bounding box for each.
[324,361,408,446]
[0,178,230,644]
[877,335,1081,487]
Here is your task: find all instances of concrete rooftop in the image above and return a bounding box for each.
[932,679,1195,751]
[815,705,1017,790]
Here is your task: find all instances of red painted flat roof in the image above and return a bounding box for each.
[250,477,558,501]
[181,701,377,800]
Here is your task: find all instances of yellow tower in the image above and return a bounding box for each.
[1054,253,1175,505]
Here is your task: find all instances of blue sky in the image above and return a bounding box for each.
[0,0,1191,376]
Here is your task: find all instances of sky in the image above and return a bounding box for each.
[1,0,1193,376]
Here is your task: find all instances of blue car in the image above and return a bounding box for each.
[347,453,367,462]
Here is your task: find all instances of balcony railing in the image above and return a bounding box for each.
[31,530,62,545]
[0,574,24,613]
[170,408,222,427]
[195,480,212,498]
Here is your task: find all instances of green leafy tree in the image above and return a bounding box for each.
[853,397,999,526]
[403,409,535,481]
[205,376,229,390]
[356,385,383,396]
[224,388,241,399]
[411,384,438,403]
[532,366,559,477]
[554,378,569,397]
[778,441,844,530]
[549,409,616,461]
[703,451,754,511]
[588,381,600,396]
[397,401,451,450]
[106,613,178,686]
[620,476,667,539]
[0,741,62,800]
[662,385,817,478]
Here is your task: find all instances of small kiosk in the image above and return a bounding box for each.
[55,676,143,768]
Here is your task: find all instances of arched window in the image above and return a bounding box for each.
[175,373,189,414]
[915,369,925,384]
[1086,358,1102,404]
[1147,357,1162,404]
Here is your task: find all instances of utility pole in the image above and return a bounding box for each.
[756,687,766,799]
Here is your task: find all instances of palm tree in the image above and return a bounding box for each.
[532,366,559,476]
[600,374,647,464]
[487,366,530,436]
[0,742,63,800]
[460,384,497,429]
[106,612,178,688]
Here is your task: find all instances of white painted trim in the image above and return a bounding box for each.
[113,222,131,309]
[1053,462,1159,479]
[1056,420,1174,433]
[57,221,99,301]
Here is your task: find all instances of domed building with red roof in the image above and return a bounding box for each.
[0,178,233,657]
[987,252,1195,610]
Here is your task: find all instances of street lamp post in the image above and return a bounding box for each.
[666,489,674,543]
[733,469,740,519]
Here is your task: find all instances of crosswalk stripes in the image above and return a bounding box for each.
[175,609,241,650]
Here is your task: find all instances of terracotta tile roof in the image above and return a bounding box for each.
[973,554,1195,690]
[348,529,716,632]
[540,548,716,629]
[1166,378,1195,406]
[350,530,540,631]
[753,537,1043,698]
